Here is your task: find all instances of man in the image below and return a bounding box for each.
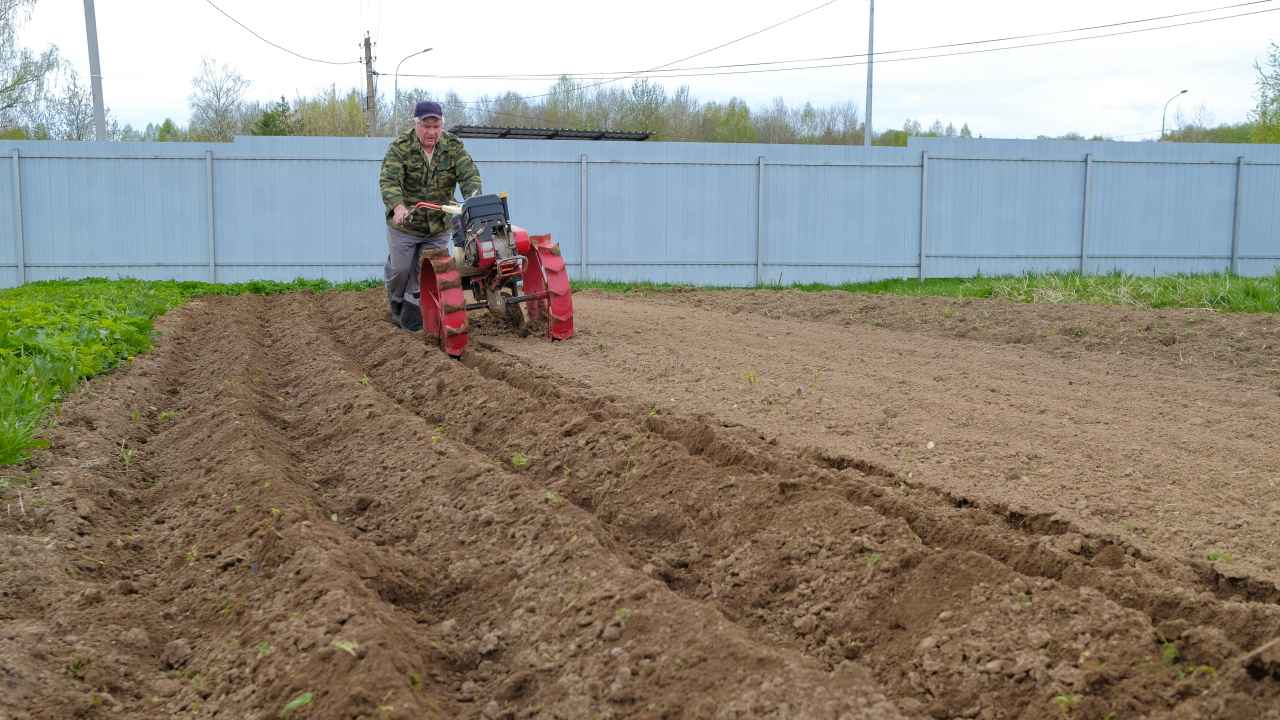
[379,100,482,331]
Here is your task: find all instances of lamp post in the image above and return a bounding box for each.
[1161,89,1188,140]
[394,48,433,129]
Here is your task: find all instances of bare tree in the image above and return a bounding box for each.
[1,0,60,129]
[44,66,93,139]
[754,97,796,144]
[188,57,249,141]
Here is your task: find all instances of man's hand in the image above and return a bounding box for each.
[392,203,410,225]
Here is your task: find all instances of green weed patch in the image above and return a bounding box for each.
[0,277,377,466]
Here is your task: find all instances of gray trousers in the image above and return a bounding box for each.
[384,226,451,308]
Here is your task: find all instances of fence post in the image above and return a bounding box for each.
[918,151,928,280]
[206,150,216,283]
[1080,153,1093,275]
[10,149,24,286]
[579,153,588,281]
[755,155,765,286]
[1230,155,1244,275]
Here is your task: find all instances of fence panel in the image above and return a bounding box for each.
[1238,162,1280,277]
[18,155,208,282]
[762,163,921,285]
[212,157,384,283]
[585,161,758,285]
[925,157,1086,278]
[1085,160,1238,276]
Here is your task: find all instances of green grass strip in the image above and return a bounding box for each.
[577,271,1280,314]
[0,277,378,466]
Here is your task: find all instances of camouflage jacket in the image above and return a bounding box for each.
[379,129,482,237]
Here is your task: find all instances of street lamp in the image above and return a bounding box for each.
[1161,89,1188,140]
[394,48,433,129]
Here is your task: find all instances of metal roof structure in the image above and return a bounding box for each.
[449,125,650,141]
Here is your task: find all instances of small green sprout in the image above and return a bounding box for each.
[280,691,314,718]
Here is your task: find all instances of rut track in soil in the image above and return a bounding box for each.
[314,290,1280,718]
[487,291,1280,590]
[1,294,895,720]
[1,289,1278,720]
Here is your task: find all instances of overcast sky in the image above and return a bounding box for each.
[16,0,1279,140]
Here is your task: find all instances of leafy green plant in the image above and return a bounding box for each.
[256,641,272,658]
[510,451,530,470]
[118,440,135,468]
[1161,641,1180,666]
[1207,550,1233,563]
[280,691,314,718]
[331,639,359,657]
[0,277,378,466]
[65,657,88,680]
[1051,693,1081,715]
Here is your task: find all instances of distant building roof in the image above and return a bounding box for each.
[449,125,651,141]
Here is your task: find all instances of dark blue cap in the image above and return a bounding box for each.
[413,100,443,119]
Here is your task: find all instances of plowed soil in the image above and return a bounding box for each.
[3,288,1279,720]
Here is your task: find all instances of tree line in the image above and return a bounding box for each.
[3,1,1278,145]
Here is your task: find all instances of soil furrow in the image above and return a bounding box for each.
[314,290,1280,719]
[494,292,1280,589]
[4,287,1279,720]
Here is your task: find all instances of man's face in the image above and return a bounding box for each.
[415,116,443,149]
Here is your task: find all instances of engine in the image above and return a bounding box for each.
[453,194,520,272]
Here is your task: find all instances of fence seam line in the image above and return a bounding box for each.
[206,151,216,282]
[1081,153,1093,274]
[10,149,23,285]
[918,151,929,280]
[579,154,588,281]
[1230,156,1244,275]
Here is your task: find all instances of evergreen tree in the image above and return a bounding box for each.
[248,97,295,136]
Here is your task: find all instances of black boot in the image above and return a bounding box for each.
[399,302,423,332]
[387,300,403,325]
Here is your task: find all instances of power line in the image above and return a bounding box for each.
[398,0,1277,81]
[640,5,1280,79]
[395,0,841,107]
[202,0,362,66]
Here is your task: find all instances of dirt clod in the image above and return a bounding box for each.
[160,639,192,670]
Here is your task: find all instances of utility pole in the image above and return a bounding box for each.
[863,0,874,148]
[83,0,107,140]
[363,32,376,137]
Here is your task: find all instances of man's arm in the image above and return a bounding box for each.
[454,143,482,199]
[379,140,407,213]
